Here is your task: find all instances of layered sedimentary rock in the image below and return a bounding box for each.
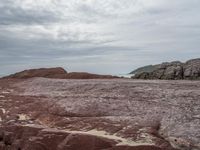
[132,58,200,80]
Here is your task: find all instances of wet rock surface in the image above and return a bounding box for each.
[132,58,200,80]
[0,78,199,150]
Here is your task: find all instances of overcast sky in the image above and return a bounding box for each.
[0,0,200,76]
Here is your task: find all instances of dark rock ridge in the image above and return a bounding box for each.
[132,58,200,80]
[3,67,118,79]
[61,72,118,79]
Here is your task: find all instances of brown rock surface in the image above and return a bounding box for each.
[0,78,199,150]
[63,72,118,79]
[4,67,67,79]
[3,68,118,79]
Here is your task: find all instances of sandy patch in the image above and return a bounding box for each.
[18,114,30,121]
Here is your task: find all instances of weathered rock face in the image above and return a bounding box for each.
[153,61,183,80]
[132,58,200,80]
[184,59,200,79]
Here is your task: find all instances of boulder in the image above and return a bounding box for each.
[156,61,183,80]
[183,58,200,79]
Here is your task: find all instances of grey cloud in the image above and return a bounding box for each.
[0,0,200,76]
[0,2,58,25]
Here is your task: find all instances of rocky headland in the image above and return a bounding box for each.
[131,58,200,80]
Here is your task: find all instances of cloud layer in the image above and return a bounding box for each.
[0,0,200,75]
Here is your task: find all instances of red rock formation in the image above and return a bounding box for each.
[3,67,67,79]
[2,68,118,79]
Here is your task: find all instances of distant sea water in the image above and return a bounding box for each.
[115,74,134,78]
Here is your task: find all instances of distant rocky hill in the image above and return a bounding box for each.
[132,58,200,80]
[3,67,118,79]
[130,65,159,74]
[4,67,67,79]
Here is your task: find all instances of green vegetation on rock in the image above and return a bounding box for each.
[130,65,159,74]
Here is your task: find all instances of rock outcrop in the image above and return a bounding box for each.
[184,58,200,79]
[2,68,118,79]
[132,58,200,80]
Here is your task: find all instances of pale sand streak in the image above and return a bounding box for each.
[0,108,6,114]
[24,124,154,146]
[64,129,154,146]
